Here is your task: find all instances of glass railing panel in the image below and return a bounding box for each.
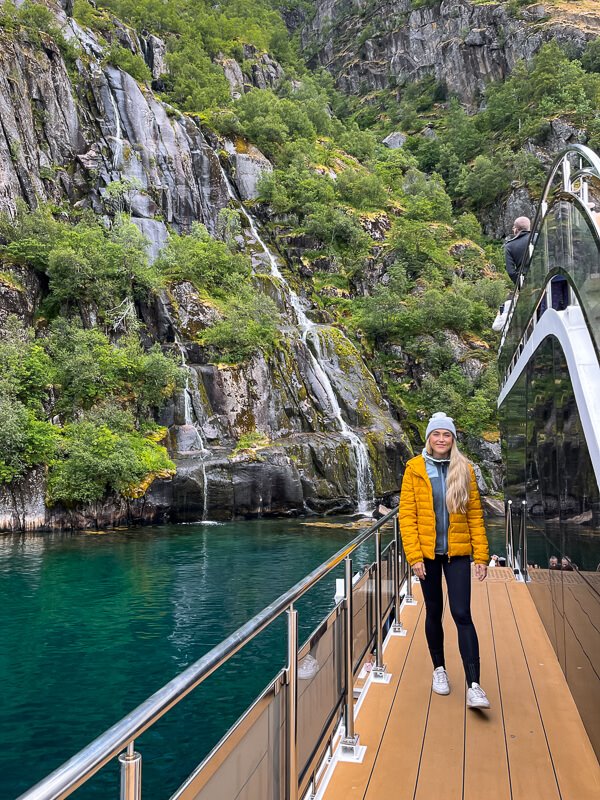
[172,677,287,800]
[352,567,375,674]
[567,201,600,353]
[297,609,345,781]
[500,196,600,375]
[502,369,527,507]
[381,542,394,617]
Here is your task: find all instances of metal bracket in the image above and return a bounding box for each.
[391,622,408,637]
[338,734,366,764]
[371,663,391,683]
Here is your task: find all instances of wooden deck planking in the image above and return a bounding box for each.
[463,580,511,800]
[323,573,599,800]
[413,598,466,800]
[508,583,600,799]
[487,581,561,800]
[363,585,433,800]
[321,594,424,800]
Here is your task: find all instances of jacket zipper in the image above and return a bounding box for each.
[440,461,449,560]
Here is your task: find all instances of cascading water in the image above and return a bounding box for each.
[218,161,375,513]
[107,87,123,171]
[172,327,211,522]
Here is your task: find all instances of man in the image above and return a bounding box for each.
[504,216,531,283]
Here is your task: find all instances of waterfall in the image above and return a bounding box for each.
[218,162,375,513]
[107,87,123,171]
[171,323,211,521]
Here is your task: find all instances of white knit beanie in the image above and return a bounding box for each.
[425,411,456,440]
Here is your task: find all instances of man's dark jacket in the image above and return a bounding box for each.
[504,230,531,283]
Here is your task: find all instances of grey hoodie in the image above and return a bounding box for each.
[422,448,450,555]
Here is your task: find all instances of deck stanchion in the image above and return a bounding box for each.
[521,500,528,581]
[405,533,416,606]
[119,742,141,800]
[505,499,513,568]
[341,556,361,757]
[392,518,406,636]
[372,529,387,681]
[287,605,298,800]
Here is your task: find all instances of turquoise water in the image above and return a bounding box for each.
[0,517,506,799]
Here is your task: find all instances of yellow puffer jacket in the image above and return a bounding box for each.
[399,454,489,566]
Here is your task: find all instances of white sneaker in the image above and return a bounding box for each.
[467,682,490,709]
[432,667,450,695]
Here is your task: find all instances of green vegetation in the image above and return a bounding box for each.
[406,44,600,208]
[0,316,179,503]
[0,0,79,65]
[231,430,270,456]
[155,222,250,296]
[3,0,599,498]
[200,285,281,364]
[103,42,152,83]
[90,0,299,115]
[0,204,161,318]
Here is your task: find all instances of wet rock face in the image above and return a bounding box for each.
[140,33,167,80]
[0,467,172,532]
[460,432,503,494]
[0,264,43,329]
[0,29,231,234]
[223,139,274,201]
[0,14,418,528]
[0,33,82,215]
[301,0,597,107]
[481,187,538,240]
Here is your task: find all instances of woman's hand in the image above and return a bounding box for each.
[475,563,488,581]
[412,561,426,580]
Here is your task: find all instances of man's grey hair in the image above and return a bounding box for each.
[513,216,531,232]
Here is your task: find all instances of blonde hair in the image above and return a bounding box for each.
[426,438,472,514]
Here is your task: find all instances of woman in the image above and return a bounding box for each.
[399,412,491,709]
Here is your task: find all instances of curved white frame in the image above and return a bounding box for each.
[499,144,600,358]
[498,304,600,488]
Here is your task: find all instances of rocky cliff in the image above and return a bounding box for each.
[300,0,599,107]
[0,2,416,530]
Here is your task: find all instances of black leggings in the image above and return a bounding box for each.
[419,554,480,685]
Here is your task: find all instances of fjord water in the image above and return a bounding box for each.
[0,519,365,799]
[0,517,506,799]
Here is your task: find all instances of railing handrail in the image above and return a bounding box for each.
[498,143,600,359]
[18,507,399,800]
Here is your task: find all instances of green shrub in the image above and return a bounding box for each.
[200,286,281,363]
[104,42,152,83]
[258,161,336,218]
[46,322,181,419]
[0,396,57,483]
[1,205,161,315]
[335,169,388,210]
[582,38,600,74]
[156,222,250,295]
[0,318,53,410]
[4,1,80,64]
[47,420,174,505]
[229,89,317,159]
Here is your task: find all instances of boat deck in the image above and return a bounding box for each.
[323,567,600,800]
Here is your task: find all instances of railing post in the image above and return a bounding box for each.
[405,534,416,606]
[505,499,513,568]
[521,500,528,582]
[340,556,361,758]
[372,529,388,681]
[392,517,407,636]
[119,742,141,800]
[287,605,298,800]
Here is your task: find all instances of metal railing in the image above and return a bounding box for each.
[18,507,412,800]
